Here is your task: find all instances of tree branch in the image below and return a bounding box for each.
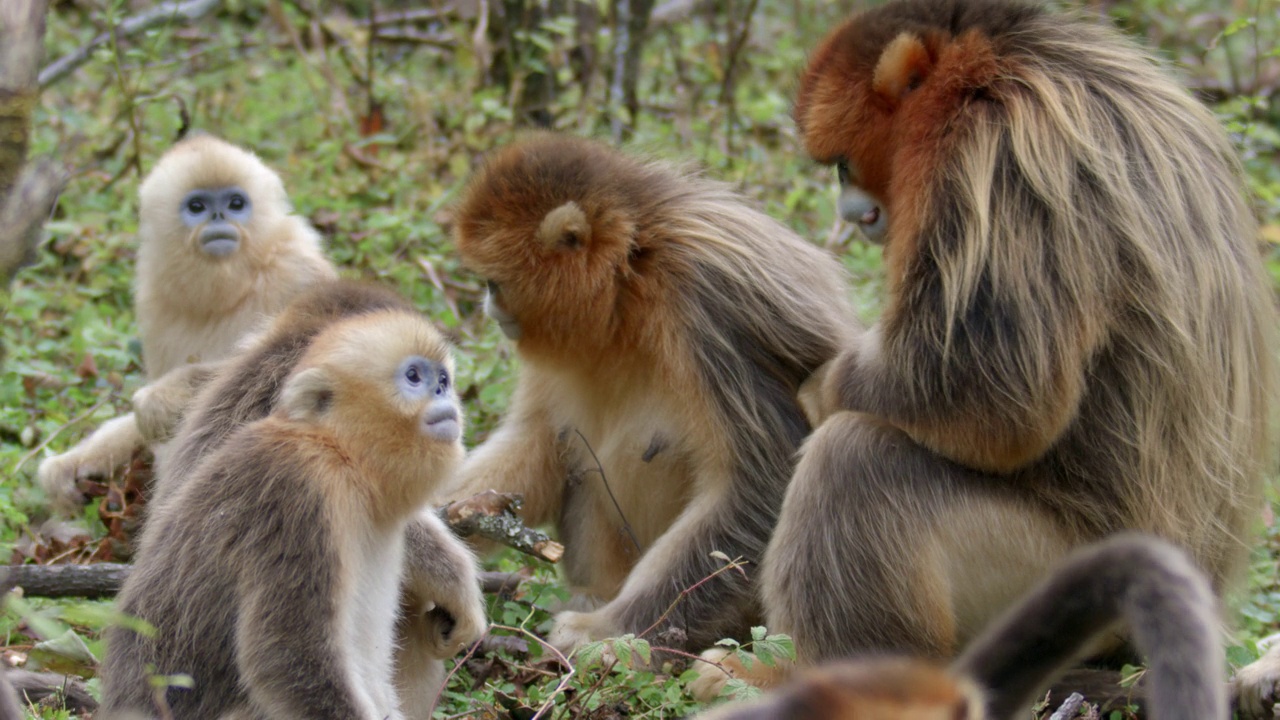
[37,0,223,88]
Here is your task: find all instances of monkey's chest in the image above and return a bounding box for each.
[560,416,695,549]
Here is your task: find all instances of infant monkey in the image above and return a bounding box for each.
[102,307,464,720]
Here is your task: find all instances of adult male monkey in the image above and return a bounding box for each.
[700,0,1278,696]
[448,133,855,652]
[38,135,335,514]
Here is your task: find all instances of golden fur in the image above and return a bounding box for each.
[102,308,471,719]
[448,133,855,652]
[734,0,1276,687]
[37,135,334,514]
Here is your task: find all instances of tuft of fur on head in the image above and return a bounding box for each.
[278,309,463,517]
[795,0,1277,587]
[453,132,855,374]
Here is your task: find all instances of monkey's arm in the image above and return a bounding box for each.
[400,510,488,655]
[446,373,565,526]
[825,224,1106,473]
[132,361,221,443]
[954,534,1225,720]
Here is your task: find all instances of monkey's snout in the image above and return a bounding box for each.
[199,227,241,257]
[422,402,461,443]
[838,186,889,243]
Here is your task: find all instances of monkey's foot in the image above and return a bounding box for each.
[548,609,624,659]
[1232,643,1280,719]
[686,647,792,703]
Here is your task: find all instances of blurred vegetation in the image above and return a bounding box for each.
[0,0,1277,717]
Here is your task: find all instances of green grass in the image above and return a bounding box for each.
[2,0,1278,717]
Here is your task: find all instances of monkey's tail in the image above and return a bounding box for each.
[953,533,1226,720]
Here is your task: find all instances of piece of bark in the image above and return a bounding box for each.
[0,0,68,285]
[439,491,565,563]
[8,669,97,714]
[1,563,130,598]
[1048,691,1085,720]
[1048,668,1148,716]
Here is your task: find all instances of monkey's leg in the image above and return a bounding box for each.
[549,479,771,654]
[763,411,1073,664]
[37,413,144,515]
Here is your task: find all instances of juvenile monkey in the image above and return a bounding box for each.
[102,308,466,720]
[447,133,855,652]
[700,535,1226,720]
[723,0,1276,690]
[38,135,335,513]
[146,279,488,719]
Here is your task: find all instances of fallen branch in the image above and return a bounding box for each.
[8,669,97,714]
[38,0,223,88]
[3,494,555,597]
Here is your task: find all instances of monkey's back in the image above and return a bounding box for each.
[856,1,1278,586]
[102,424,338,719]
[158,280,415,500]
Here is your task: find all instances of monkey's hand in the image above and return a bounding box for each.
[1232,643,1280,719]
[400,512,489,657]
[37,414,144,516]
[133,362,219,443]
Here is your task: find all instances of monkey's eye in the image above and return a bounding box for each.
[437,369,450,395]
[187,199,206,214]
[404,364,424,386]
[836,160,851,186]
[228,194,246,211]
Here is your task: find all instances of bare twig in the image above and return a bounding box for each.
[440,491,565,563]
[37,0,223,87]
[638,554,750,639]
[573,429,641,554]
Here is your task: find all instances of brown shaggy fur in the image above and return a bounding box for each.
[447,133,856,652]
[746,0,1275,682]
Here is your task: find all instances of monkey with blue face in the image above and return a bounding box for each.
[37,135,335,514]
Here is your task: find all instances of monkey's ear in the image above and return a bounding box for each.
[873,32,932,102]
[281,367,334,422]
[537,201,591,250]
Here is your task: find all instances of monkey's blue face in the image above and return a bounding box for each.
[834,159,888,243]
[179,186,253,257]
[397,356,461,443]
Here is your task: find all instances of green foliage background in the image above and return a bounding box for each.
[1,0,1277,717]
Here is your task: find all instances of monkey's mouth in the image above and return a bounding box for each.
[199,229,241,257]
[422,405,461,443]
